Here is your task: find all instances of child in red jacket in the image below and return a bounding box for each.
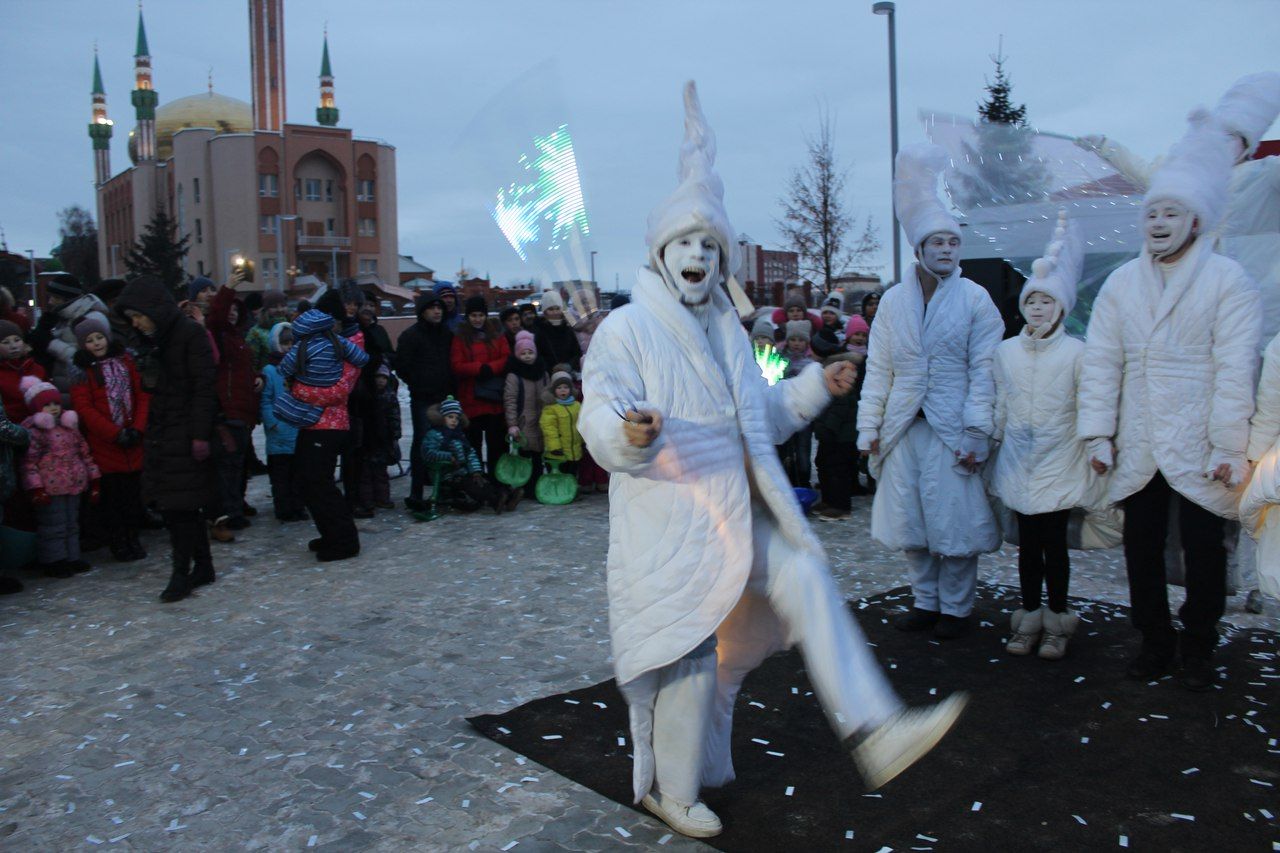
[70,315,150,562]
[0,318,47,424]
[19,376,100,577]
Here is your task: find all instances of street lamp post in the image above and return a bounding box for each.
[872,1,902,285]
[275,214,299,292]
[590,250,598,285]
[25,249,37,319]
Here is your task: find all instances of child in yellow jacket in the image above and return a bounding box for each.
[539,370,584,474]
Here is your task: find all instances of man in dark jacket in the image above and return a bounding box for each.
[533,290,582,372]
[206,272,260,535]
[115,275,219,603]
[395,291,453,510]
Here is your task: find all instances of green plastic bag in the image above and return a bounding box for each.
[495,437,532,488]
[536,460,578,505]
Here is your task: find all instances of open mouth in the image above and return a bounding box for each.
[682,267,706,284]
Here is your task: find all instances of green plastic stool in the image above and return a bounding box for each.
[495,437,532,489]
[535,460,578,505]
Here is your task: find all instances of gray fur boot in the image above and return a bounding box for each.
[1038,609,1080,660]
[1006,608,1042,656]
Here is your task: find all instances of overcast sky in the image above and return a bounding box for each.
[1,0,1277,289]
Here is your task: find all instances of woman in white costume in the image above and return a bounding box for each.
[1077,108,1261,692]
[991,211,1092,660]
[857,144,1005,640]
[580,82,965,840]
[1241,332,1280,603]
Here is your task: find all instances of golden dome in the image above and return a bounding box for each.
[128,90,253,163]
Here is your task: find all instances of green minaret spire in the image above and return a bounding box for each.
[92,52,105,95]
[316,33,339,127]
[135,7,150,58]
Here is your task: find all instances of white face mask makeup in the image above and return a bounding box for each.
[1022,292,1058,330]
[661,229,721,307]
[1144,201,1195,259]
[919,232,960,277]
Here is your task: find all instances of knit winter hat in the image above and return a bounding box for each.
[786,320,811,342]
[1212,72,1280,159]
[823,294,843,311]
[750,316,775,340]
[463,296,488,316]
[187,276,216,302]
[550,370,574,391]
[338,280,366,307]
[93,277,127,303]
[1144,108,1237,232]
[514,330,537,356]
[820,304,841,319]
[894,143,961,250]
[44,273,83,300]
[414,291,443,317]
[440,396,463,417]
[261,290,288,310]
[539,290,564,312]
[73,312,111,346]
[1020,209,1082,320]
[846,314,870,336]
[499,306,520,323]
[0,319,21,342]
[783,293,807,313]
[644,81,754,319]
[20,375,60,413]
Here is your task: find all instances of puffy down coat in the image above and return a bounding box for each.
[1077,240,1261,518]
[1241,331,1280,598]
[69,348,150,474]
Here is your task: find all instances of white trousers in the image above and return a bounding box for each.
[624,507,902,805]
[905,549,979,617]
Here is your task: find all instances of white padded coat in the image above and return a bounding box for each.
[1241,332,1280,597]
[991,324,1091,516]
[1077,239,1261,518]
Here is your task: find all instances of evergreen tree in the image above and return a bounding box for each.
[53,205,100,289]
[950,42,1049,210]
[125,211,189,297]
[776,113,881,289]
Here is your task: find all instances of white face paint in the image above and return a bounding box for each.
[919,232,960,277]
[1144,201,1195,258]
[1022,292,1058,330]
[661,229,721,306]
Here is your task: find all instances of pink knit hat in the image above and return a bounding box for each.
[20,375,60,413]
[514,330,537,356]
[846,315,870,336]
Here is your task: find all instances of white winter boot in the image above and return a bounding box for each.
[1005,608,1042,656]
[1038,609,1079,660]
[852,693,968,791]
[641,791,723,838]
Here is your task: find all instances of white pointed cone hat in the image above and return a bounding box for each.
[1020,209,1082,320]
[1143,108,1237,231]
[894,143,961,250]
[645,81,754,318]
[1212,71,1280,159]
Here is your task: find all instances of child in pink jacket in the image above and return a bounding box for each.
[19,376,100,577]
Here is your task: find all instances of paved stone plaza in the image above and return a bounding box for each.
[1,463,1274,851]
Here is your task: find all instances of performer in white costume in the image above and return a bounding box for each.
[856,144,1004,640]
[1241,331,1280,604]
[1077,108,1261,692]
[580,82,965,839]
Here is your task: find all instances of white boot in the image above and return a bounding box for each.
[852,693,968,791]
[641,791,723,838]
[1038,609,1079,660]
[1005,608,1042,656]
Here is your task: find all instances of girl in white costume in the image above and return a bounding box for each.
[857,143,1005,640]
[580,82,966,840]
[991,212,1091,660]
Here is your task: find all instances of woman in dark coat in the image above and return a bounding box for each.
[115,275,219,603]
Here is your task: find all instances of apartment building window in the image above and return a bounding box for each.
[262,257,279,280]
[358,258,377,275]
[294,178,301,200]
[304,179,322,201]
[358,217,376,237]
[194,219,202,244]
[258,173,278,197]
[197,260,205,275]
[325,179,334,202]
[192,178,201,203]
[260,215,277,235]
[357,179,375,201]
[326,218,336,235]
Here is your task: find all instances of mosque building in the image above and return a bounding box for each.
[90,0,398,292]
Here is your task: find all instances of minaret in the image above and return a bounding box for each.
[316,31,339,127]
[88,49,114,185]
[130,6,158,161]
[249,0,287,132]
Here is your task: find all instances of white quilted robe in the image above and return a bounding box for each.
[1077,239,1261,518]
[1241,332,1280,598]
[580,266,831,798]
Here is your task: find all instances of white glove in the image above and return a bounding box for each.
[857,429,879,453]
[1087,437,1114,470]
[1208,448,1251,488]
[957,427,990,465]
